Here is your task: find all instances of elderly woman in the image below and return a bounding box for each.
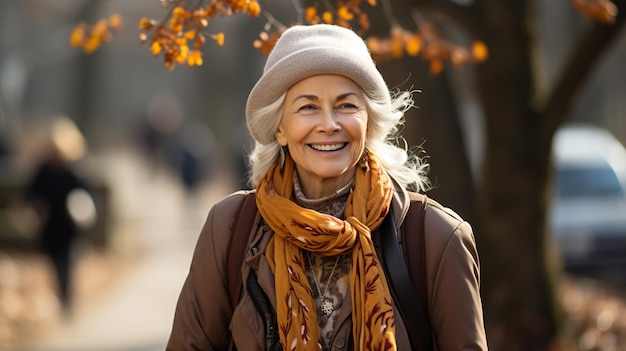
[167,24,487,351]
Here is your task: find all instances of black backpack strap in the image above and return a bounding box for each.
[226,191,258,309]
[401,193,430,314]
[226,191,258,351]
[380,195,433,350]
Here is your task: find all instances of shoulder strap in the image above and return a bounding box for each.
[380,194,433,350]
[226,191,258,309]
[401,193,429,312]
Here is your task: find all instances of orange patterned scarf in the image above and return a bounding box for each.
[256,151,396,350]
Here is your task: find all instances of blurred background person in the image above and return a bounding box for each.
[135,93,217,197]
[136,93,185,175]
[24,116,96,315]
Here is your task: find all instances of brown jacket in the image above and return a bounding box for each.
[166,187,488,350]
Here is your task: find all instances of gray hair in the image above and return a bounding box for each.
[247,90,430,192]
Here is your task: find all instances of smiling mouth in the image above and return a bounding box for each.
[309,143,347,151]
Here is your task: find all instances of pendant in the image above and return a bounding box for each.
[321,298,334,316]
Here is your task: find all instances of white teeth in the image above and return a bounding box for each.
[310,143,345,151]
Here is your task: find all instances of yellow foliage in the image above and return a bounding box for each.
[184,30,197,40]
[176,37,187,46]
[337,5,354,21]
[70,0,500,71]
[83,35,102,54]
[429,59,443,75]
[93,20,108,37]
[188,50,203,66]
[248,1,261,17]
[194,33,207,50]
[212,33,225,46]
[305,7,319,23]
[172,6,187,18]
[70,25,86,47]
[151,41,163,56]
[323,11,333,24]
[169,17,184,33]
[108,14,122,30]
[571,0,618,24]
[472,41,488,61]
[134,1,268,69]
[253,30,281,55]
[139,18,154,31]
[405,36,422,56]
[365,24,490,76]
[390,36,404,58]
[176,45,189,64]
[70,0,619,73]
[70,14,121,54]
[205,4,218,18]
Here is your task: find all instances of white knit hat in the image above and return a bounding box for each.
[246,24,391,145]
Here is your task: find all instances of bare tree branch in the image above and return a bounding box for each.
[405,0,481,35]
[540,0,626,144]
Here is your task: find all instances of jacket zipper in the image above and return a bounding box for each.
[247,269,280,350]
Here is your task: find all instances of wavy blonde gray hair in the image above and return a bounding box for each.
[247,89,430,192]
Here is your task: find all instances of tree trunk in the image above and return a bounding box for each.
[397,0,626,349]
[471,1,561,349]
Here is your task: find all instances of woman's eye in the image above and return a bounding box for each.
[337,103,357,110]
[298,104,317,112]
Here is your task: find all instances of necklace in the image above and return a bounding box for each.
[306,252,341,317]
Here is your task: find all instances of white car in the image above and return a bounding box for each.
[549,123,626,270]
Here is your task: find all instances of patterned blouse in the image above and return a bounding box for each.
[293,175,353,350]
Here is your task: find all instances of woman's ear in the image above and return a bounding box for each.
[275,126,287,146]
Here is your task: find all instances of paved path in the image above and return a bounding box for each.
[24,148,236,351]
[26,250,190,351]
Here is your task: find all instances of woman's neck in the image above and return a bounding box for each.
[296,172,356,199]
[294,173,354,211]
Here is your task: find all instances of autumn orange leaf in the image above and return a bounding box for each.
[472,41,488,61]
[139,19,151,31]
[194,33,206,50]
[70,14,121,54]
[83,36,102,54]
[406,36,422,56]
[70,25,86,47]
[248,1,261,17]
[323,11,333,24]
[176,45,189,64]
[306,7,319,23]
[390,38,404,58]
[571,0,618,24]
[184,30,197,40]
[172,6,187,18]
[429,59,444,75]
[212,33,225,46]
[188,50,203,66]
[108,14,122,30]
[150,41,163,56]
[337,6,354,21]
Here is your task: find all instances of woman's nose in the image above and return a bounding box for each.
[316,109,341,134]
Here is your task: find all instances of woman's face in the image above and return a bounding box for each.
[276,75,368,198]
